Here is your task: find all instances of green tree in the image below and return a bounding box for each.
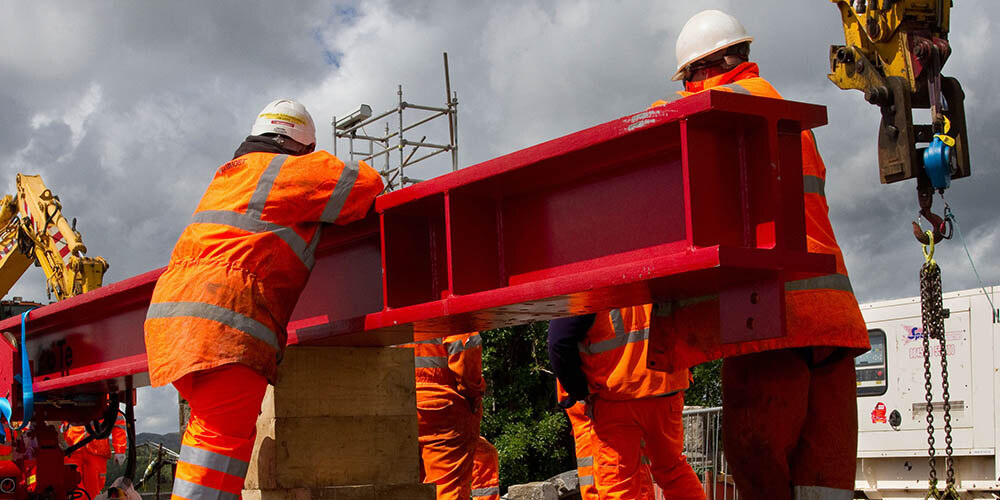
[685,360,723,407]
[481,322,575,491]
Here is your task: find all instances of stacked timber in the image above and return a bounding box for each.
[243,347,434,500]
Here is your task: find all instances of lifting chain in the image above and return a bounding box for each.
[919,231,959,500]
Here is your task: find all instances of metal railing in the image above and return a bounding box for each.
[682,406,738,500]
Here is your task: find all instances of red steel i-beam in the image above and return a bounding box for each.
[0,90,833,420]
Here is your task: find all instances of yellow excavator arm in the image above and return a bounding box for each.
[0,174,108,301]
[828,0,968,241]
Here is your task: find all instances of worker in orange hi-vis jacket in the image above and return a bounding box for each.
[471,436,500,500]
[63,414,128,498]
[143,99,383,500]
[549,305,704,500]
[646,10,871,500]
[556,382,657,500]
[397,332,486,500]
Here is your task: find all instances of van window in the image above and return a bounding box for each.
[855,329,887,397]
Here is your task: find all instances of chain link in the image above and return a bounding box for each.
[921,258,958,499]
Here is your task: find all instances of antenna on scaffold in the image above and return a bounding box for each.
[332,52,459,192]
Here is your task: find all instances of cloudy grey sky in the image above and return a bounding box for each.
[2,1,997,434]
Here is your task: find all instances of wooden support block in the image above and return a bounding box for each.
[245,346,421,490]
[270,347,416,419]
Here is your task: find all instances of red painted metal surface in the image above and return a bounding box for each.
[0,90,833,416]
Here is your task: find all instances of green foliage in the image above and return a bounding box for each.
[481,322,575,491]
[685,359,722,407]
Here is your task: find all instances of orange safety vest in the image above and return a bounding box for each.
[648,62,869,371]
[144,151,383,385]
[579,305,689,400]
[62,415,126,458]
[398,332,487,398]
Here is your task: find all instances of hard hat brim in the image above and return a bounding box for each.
[671,35,753,81]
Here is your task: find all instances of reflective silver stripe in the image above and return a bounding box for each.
[793,485,853,500]
[471,487,500,497]
[303,225,323,269]
[146,302,279,350]
[191,210,311,267]
[581,328,649,355]
[609,309,625,336]
[722,83,751,95]
[578,474,594,486]
[785,273,854,294]
[246,154,288,218]
[321,161,360,223]
[640,455,651,465]
[115,425,127,431]
[446,340,465,355]
[179,445,249,478]
[171,477,239,500]
[414,356,448,368]
[803,175,826,197]
[465,334,483,349]
[576,455,593,467]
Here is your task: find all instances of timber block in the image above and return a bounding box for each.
[242,483,435,500]
[245,346,421,490]
[268,347,416,418]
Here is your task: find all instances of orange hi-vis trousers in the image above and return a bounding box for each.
[65,452,109,499]
[471,436,500,500]
[591,393,705,500]
[171,364,268,500]
[723,348,858,500]
[416,383,480,500]
[564,402,656,500]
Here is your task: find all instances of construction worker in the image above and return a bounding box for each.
[398,332,486,500]
[63,414,127,499]
[471,436,500,500]
[557,382,657,500]
[647,10,870,500]
[144,99,383,500]
[548,305,704,500]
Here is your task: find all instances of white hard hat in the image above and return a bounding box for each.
[251,99,316,147]
[672,10,753,81]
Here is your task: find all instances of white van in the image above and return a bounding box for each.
[855,285,1000,498]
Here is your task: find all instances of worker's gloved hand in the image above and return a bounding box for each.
[114,453,126,465]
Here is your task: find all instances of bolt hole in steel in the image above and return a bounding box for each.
[749,292,759,304]
[746,317,755,330]
[0,477,15,493]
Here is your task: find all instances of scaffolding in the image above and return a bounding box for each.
[333,53,458,192]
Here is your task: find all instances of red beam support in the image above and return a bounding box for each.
[0,90,833,419]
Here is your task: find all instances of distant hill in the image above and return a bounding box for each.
[136,432,181,452]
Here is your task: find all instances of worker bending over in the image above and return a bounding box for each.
[398,332,491,499]
[648,10,870,500]
[548,305,704,500]
[144,99,383,500]
[63,414,127,499]
[557,382,657,500]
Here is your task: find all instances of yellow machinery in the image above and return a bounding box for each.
[0,174,108,301]
[828,0,969,241]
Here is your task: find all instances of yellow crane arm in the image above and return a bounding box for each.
[8,175,108,301]
[828,0,969,242]
[0,201,34,299]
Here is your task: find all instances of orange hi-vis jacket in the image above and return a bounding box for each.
[579,305,689,400]
[145,152,383,386]
[399,332,486,398]
[647,62,869,371]
[62,415,128,458]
